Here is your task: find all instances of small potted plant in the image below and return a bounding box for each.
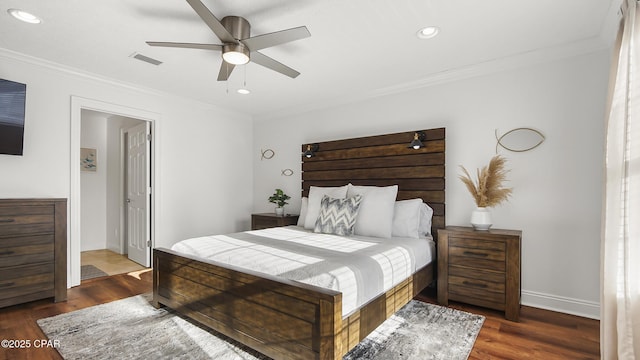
[268,188,291,216]
[459,155,513,230]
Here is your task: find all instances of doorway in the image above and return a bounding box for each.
[70,97,160,287]
[79,110,151,279]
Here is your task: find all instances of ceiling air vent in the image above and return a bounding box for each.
[130,52,162,66]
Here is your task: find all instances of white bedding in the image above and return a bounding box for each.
[171,225,435,316]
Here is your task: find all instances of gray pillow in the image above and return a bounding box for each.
[314,195,363,236]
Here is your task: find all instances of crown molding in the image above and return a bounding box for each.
[256,1,622,122]
[255,33,614,122]
[0,47,247,119]
[0,48,168,97]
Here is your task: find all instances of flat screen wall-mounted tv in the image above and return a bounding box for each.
[0,79,26,156]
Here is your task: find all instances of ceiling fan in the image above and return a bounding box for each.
[146,0,311,81]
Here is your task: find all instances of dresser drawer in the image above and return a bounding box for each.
[0,246,55,268]
[449,253,505,272]
[0,205,54,217]
[0,234,53,249]
[449,285,506,309]
[449,237,505,272]
[449,265,505,284]
[449,276,505,294]
[449,264,505,304]
[0,206,55,236]
[0,234,55,267]
[0,263,55,301]
[449,236,506,254]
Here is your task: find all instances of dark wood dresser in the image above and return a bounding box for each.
[251,213,299,230]
[0,199,67,308]
[437,226,522,321]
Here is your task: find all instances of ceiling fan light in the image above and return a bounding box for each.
[222,43,250,65]
[237,88,251,95]
[223,51,250,65]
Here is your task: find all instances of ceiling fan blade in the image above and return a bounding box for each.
[241,26,310,51]
[217,60,236,81]
[185,0,237,44]
[251,51,300,78]
[146,42,223,51]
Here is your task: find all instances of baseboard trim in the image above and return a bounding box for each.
[521,290,600,320]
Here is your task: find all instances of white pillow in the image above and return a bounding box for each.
[347,184,398,238]
[304,185,349,229]
[391,199,423,239]
[419,203,434,236]
[297,197,308,227]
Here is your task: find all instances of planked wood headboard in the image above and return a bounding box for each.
[301,127,445,240]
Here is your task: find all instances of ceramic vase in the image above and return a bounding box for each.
[470,207,492,230]
[275,207,284,216]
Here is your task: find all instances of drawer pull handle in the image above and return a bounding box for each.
[463,251,488,257]
[0,250,14,256]
[0,282,15,288]
[463,281,488,288]
[0,218,15,223]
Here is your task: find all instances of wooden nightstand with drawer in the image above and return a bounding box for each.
[251,213,299,230]
[437,226,522,321]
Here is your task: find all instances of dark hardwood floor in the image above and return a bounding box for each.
[0,272,599,360]
[416,288,600,359]
[0,270,152,360]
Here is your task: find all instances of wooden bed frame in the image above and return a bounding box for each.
[153,128,445,360]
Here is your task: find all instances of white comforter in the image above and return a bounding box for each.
[171,226,435,316]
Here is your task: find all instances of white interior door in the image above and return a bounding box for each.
[126,122,150,267]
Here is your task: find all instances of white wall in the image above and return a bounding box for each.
[0,44,609,318]
[0,49,254,281]
[80,110,108,251]
[253,50,610,318]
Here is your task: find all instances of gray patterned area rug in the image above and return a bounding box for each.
[37,294,484,360]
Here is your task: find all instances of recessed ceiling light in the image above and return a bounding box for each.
[417,26,439,39]
[237,88,251,95]
[7,9,42,24]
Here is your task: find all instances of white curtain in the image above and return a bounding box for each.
[602,0,640,358]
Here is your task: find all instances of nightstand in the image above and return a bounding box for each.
[251,213,299,230]
[437,226,522,321]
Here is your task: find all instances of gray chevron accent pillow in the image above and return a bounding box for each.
[314,194,363,236]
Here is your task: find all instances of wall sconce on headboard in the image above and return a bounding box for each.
[303,144,319,158]
[408,131,426,149]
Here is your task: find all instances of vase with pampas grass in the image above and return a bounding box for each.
[459,155,513,230]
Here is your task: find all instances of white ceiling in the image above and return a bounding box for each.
[0,0,620,119]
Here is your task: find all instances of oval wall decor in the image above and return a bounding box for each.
[281,168,294,176]
[495,128,545,153]
[261,149,275,160]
